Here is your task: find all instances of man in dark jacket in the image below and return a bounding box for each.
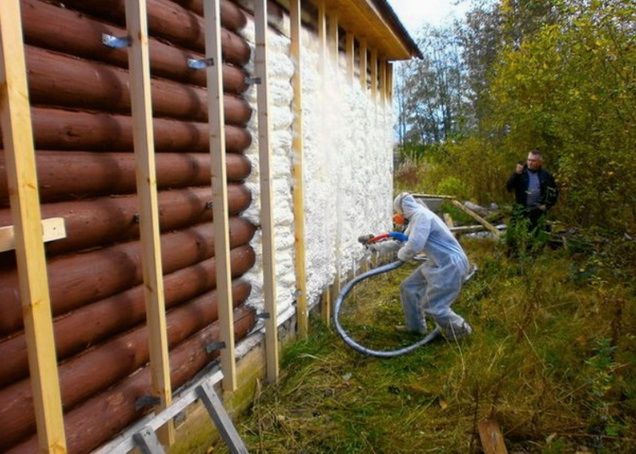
[506,149,558,231]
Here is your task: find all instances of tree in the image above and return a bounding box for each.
[394,24,471,148]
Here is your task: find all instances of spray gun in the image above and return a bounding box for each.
[358,231,408,254]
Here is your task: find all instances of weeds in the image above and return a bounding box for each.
[208,235,636,454]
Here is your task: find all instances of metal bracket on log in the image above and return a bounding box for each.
[0,217,66,253]
[101,33,131,49]
[187,57,215,69]
[245,77,261,85]
[205,341,227,354]
[135,395,162,411]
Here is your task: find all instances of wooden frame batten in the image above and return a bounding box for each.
[0,1,67,452]
[255,0,280,383]
[290,0,309,339]
[124,0,174,445]
[204,0,238,392]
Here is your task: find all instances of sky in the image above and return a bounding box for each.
[387,0,470,37]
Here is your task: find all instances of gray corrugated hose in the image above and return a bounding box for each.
[334,260,477,358]
[333,260,440,357]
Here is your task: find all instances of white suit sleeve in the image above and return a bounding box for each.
[398,212,432,261]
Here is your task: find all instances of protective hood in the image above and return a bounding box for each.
[393,193,426,220]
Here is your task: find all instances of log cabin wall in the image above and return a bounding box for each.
[0,0,258,452]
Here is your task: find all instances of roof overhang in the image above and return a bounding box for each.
[311,0,422,60]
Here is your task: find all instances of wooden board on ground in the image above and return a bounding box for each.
[478,419,508,454]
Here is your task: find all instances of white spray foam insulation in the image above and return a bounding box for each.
[240,18,394,319]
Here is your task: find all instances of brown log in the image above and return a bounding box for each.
[0,151,251,203]
[21,0,249,91]
[3,305,256,454]
[0,184,252,255]
[52,0,251,59]
[0,218,256,337]
[1,107,252,153]
[26,46,253,125]
[0,246,255,388]
[0,280,251,450]
[170,0,248,30]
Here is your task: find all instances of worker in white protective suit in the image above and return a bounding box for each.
[393,192,473,340]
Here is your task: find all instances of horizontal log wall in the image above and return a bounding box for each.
[0,281,254,451]
[0,0,257,451]
[8,306,257,454]
[0,246,255,388]
[0,151,252,203]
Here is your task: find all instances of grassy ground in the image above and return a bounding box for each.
[210,232,636,454]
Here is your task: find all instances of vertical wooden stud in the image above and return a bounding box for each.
[254,0,279,383]
[327,12,342,308]
[328,13,339,69]
[203,0,238,392]
[317,0,327,76]
[345,32,355,84]
[0,1,67,452]
[290,0,308,339]
[322,287,331,324]
[317,0,331,325]
[380,59,387,105]
[387,62,394,102]
[359,38,367,91]
[370,48,378,101]
[124,0,174,445]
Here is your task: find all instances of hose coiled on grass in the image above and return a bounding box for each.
[333,260,441,358]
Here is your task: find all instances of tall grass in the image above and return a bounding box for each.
[209,235,636,453]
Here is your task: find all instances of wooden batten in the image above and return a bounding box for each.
[0,1,67,452]
[328,12,343,307]
[124,0,173,444]
[204,0,237,392]
[0,217,65,253]
[359,38,368,91]
[345,32,355,83]
[317,0,327,72]
[290,0,308,339]
[328,13,339,70]
[380,58,387,105]
[254,0,279,383]
[387,62,394,101]
[370,48,378,101]
[317,1,331,324]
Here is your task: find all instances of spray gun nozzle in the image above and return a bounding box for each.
[358,234,374,245]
